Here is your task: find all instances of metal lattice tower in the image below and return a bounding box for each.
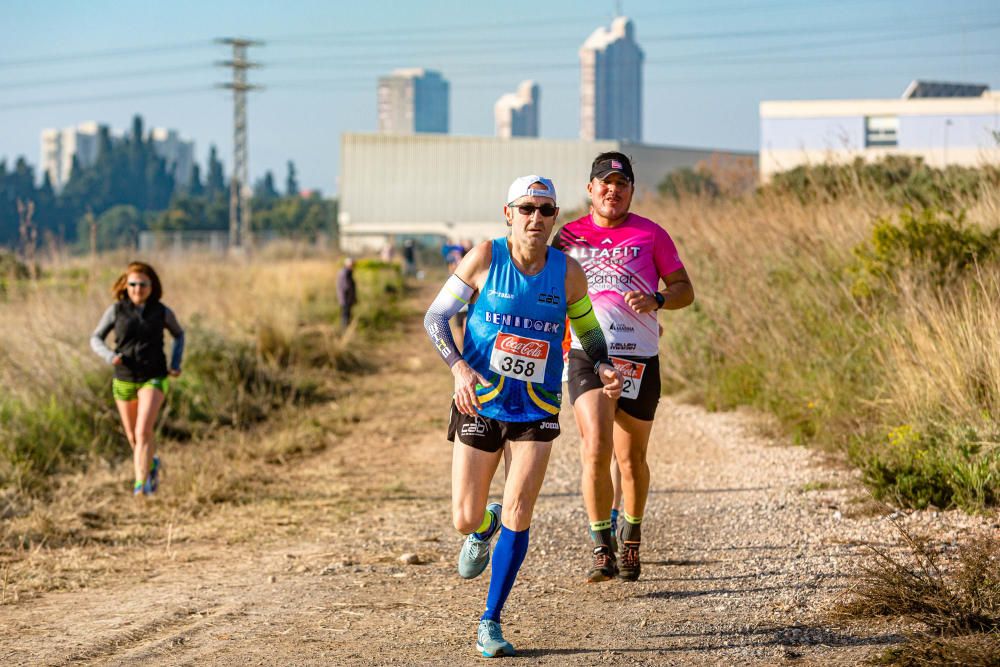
[216,38,262,252]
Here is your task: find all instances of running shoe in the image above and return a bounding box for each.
[586,545,618,583]
[133,480,145,497]
[618,541,642,581]
[458,502,501,579]
[144,456,161,495]
[476,619,515,658]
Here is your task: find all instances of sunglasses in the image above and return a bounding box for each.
[128,281,151,288]
[514,203,557,217]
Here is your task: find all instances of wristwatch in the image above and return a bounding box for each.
[593,357,614,374]
[652,291,665,310]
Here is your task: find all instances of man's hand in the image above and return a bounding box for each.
[624,290,658,314]
[452,360,493,416]
[597,362,623,400]
[112,355,123,366]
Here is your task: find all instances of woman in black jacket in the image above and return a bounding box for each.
[91,261,184,496]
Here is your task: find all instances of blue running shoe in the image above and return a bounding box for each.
[476,619,515,658]
[144,456,161,495]
[457,502,501,579]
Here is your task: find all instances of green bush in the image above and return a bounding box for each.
[857,423,1000,512]
[852,207,1000,297]
[764,156,1000,208]
[658,167,720,200]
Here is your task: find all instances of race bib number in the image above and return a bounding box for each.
[490,333,549,382]
[612,357,646,400]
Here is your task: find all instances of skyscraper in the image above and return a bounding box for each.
[495,81,540,138]
[377,68,449,135]
[579,16,643,142]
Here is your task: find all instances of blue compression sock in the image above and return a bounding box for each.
[481,525,530,622]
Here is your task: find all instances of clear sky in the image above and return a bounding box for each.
[3,0,999,193]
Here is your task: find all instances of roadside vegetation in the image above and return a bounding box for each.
[836,522,1000,665]
[652,156,1000,514]
[0,251,405,502]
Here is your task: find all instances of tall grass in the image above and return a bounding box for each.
[0,253,404,495]
[648,172,1000,512]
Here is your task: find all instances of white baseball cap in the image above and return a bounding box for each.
[506,175,557,206]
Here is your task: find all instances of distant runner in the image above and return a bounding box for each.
[424,175,621,657]
[90,261,184,497]
[552,152,694,582]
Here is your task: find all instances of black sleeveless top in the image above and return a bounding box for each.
[113,299,168,382]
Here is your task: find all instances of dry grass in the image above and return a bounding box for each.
[644,185,1000,509]
[836,522,1000,665]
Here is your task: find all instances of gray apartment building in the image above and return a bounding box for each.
[377,68,449,135]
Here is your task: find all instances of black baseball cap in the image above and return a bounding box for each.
[590,154,634,184]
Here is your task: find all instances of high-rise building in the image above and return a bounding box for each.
[40,122,102,190]
[377,68,449,135]
[40,122,195,190]
[579,16,644,142]
[495,81,540,138]
[150,128,195,188]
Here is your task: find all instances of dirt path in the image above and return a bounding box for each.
[1,288,989,665]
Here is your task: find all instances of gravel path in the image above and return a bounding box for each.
[2,309,994,666]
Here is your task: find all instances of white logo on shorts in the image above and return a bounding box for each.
[461,420,487,436]
[540,421,559,430]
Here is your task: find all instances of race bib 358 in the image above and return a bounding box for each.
[490,333,549,382]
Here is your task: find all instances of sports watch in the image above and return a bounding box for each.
[652,291,665,309]
[593,357,614,375]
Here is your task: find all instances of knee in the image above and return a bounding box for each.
[501,500,533,531]
[580,438,611,471]
[452,505,483,534]
[136,429,154,447]
[616,453,648,480]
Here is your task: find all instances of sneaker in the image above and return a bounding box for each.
[457,502,501,579]
[619,541,641,581]
[133,480,145,497]
[476,619,515,658]
[586,545,618,583]
[144,456,161,495]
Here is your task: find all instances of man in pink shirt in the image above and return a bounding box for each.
[552,152,695,582]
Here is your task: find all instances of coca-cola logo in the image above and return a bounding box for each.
[498,335,548,359]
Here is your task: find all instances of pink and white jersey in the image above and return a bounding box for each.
[553,213,684,357]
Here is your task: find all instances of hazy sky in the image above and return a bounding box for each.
[3,0,999,193]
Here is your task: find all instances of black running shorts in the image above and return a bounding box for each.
[565,349,661,421]
[447,401,561,453]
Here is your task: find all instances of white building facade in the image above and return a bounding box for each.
[377,68,449,135]
[579,16,644,142]
[495,81,540,138]
[337,133,755,251]
[760,81,1000,180]
[41,122,195,190]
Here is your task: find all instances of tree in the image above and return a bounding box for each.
[188,163,205,197]
[206,145,225,197]
[254,170,280,202]
[285,160,299,197]
[78,204,143,251]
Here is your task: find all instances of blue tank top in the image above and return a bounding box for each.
[464,238,567,422]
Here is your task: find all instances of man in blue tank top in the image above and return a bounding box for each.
[425,175,623,658]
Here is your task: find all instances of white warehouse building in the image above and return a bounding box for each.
[337,132,754,252]
[760,81,1000,180]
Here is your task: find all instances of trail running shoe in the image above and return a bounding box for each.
[458,502,501,579]
[586,545,618,583]
[144,456,161,495]
[619,541,642,581]
[476,619,515,658]
[133,480,145,497]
